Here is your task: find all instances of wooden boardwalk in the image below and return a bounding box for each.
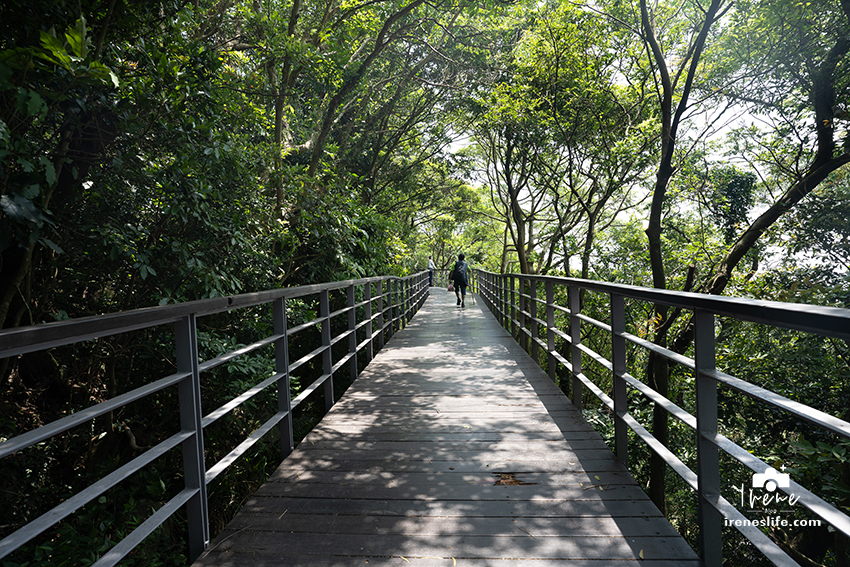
[193,290,699,566]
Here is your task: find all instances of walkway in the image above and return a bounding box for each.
[193,290,699,566]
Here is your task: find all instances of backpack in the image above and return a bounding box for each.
[454,261,468,284]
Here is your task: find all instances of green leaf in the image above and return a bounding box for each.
[65,17,89,59]
[91,62,119,87]
[789,438,815,455]
[39,29,65,58]
[1,194,39,225]
[38,30,73,70]
[40,157,56,185]
[26,92,45,117]
[17,157,34,172]
[22,184,39,199]
[41,238,64,254]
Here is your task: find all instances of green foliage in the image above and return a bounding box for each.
[0,14,117,266]
[778,171,850,272]
[3,0,850,564]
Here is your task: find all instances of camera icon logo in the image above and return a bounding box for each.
[752,467,790,492]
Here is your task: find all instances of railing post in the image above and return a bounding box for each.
[395,279,399,327]
[391,279,398,335]
[407,277,413,322]
[546,281,556,384]
[402,278,407,324]
[501,274,508,329]
[530,280,539,361]
[569,284,583,410]
[320,289,334,411]
[484,271,490,311]
[487,271,494,312]
[695,309,722,567]
[347,284,358,382]
[364,281,374,363]
[175,314,210,561]
[273,298,294,457]
[611,294,628,464]
[508,274,519,340]
[414,273,419,308]
[401,278,408,326]
[407,276,414,318]
[518,277,528,351]
[376,280,385,350]
[478,270,485,306]
[386,280,393,339]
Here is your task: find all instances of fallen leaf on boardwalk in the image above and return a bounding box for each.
[639,549,644,559]
[453,559,457,566]
[399,557,410,563]
[494,473,536,486]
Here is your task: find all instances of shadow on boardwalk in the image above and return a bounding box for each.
[193,290,699,567]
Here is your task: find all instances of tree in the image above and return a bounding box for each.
[702,0,850,295]
[520,5,655,278]
[468,3,653,277]
[622,0,732,512]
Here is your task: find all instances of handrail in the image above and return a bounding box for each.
[0,272,430,566]
[475,269,850,567]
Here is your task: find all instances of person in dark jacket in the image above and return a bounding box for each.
[451,253,469,308]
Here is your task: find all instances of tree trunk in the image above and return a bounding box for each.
[640,0,726,514]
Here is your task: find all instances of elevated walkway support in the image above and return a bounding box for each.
[193,290,698,566]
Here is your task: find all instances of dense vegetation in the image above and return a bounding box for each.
[1,0,848,565]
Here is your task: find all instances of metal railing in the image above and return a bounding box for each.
[0,271,430,566]
[476,269,850,567]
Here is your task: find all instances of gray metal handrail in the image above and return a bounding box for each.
[0,271,430,566]
[475,269,850,567]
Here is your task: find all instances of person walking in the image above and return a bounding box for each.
[450,253,469,308]
[428,255,436,287]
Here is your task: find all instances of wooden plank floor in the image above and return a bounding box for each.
[193,290,700,566]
